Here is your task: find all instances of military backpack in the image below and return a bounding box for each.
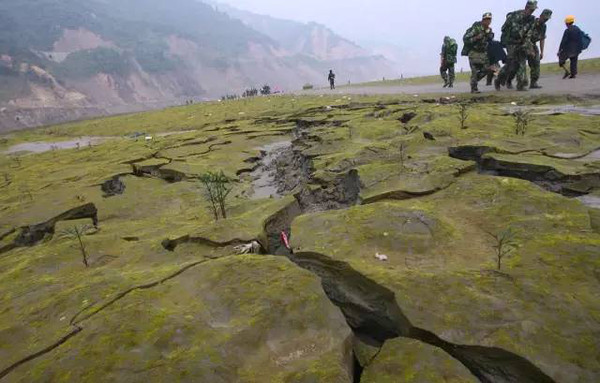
[462,26,475,56]
[500,11,517,46]
[446,39,458,62]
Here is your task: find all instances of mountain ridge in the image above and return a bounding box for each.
[0,0,397,132]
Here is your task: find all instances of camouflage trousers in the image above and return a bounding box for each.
[440,62,455,85]
[498,45,528,89]
[468,51,490,90]
[508,45,540,85]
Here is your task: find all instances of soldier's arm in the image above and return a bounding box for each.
[539,25,546,59]
[466,25,485,42]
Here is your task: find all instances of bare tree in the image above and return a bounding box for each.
[19,186,33,201]
[458,102,470,129]
[402,125,420,135]
[486,227,518,270]
[398,142,408,170]
[513,109,533,136]
[60,224,95,267]
[1,173,10,188]
[199,171,233,220]
[11,156,21,168]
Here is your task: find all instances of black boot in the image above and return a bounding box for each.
[494,78,501,91]
[506,81,514,89]
[530,82,542,89]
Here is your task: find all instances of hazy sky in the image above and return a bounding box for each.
[221,0,599,76]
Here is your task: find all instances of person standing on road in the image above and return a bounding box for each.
[506,9,552,89]
[495,0,537,91]
[558,16,584,79]
[440,36,458,88]
[328,70,336,90]
[463,12,494,94]
[528,9,552,88]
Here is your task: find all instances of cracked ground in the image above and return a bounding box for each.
[1,93,599,382]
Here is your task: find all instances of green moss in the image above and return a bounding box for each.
[2,93,600,382]
[362,338,476,383]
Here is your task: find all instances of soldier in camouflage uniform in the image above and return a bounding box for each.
[463,12,494,94]
[440,36,458,88]
[495,0,537,91]
[507,9,552,88]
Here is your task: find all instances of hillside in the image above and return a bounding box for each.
[213,2,370,61]
[0,0,397,132]
[1,91,599,382]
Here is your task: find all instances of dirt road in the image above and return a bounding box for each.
[303,73,600,97]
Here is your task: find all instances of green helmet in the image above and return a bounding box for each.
[482,12,492,20]
[526,0,538,11]
[541,9,553,19]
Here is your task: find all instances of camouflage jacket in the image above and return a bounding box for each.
[441,39,458,63]
[464,22,494,53]
[530,19,547,43]
[501,10,535,46]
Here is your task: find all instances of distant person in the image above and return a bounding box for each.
[440,36,458,88]
[495,1,538,91]
[507,9,552,88]
[328,70,336,90]
[462,12,494,93]
[558,15,584,79]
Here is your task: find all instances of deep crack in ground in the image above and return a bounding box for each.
[253,121,557,382]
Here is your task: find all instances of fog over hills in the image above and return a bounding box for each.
[0,0,397,131]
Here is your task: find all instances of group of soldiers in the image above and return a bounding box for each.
[440,0,583,93]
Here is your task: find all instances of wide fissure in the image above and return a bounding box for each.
[286,252,555,383]
[252,131,555,382]
[449,145,600,198]
[0,203,98,255]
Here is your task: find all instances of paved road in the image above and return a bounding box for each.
[302,74,600,97]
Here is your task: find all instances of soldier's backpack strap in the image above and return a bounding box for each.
[501,11,516,46]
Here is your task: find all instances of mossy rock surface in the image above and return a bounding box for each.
[2,93,600,382]
[362,338,477,383]
[292,174,600,382]
[5,256,353,383]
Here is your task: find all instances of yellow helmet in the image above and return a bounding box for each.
[565,15,575,24]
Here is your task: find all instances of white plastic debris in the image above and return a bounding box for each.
[145,136,153,141]
[326,106,333,110]
[234,241,262,255]
[375,252,389,262]
[511,102,518,106]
